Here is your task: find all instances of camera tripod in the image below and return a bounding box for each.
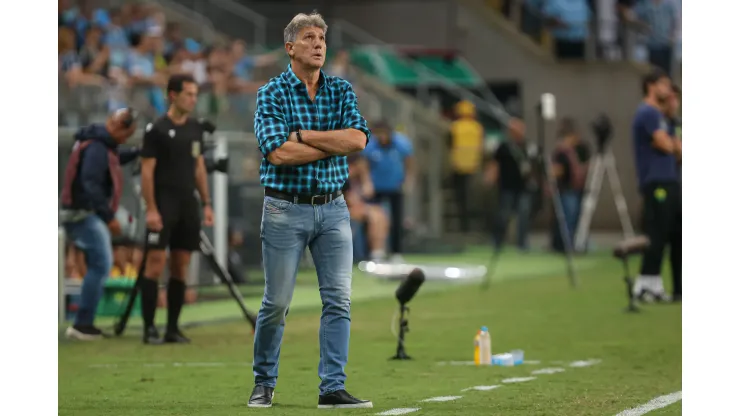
[574,115,634,252]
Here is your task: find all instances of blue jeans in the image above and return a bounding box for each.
[63,215,113,326]
[493,190,534,251]
[253,195,353,395]
[551,190,582,252]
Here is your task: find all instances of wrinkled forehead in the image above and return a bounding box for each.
[297,26,326,39]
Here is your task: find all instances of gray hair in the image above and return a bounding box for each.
[284,12,328,44]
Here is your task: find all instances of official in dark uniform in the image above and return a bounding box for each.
[631,68,681,302]
[139,74,215,344]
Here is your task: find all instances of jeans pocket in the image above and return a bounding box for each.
[264,197,293,215]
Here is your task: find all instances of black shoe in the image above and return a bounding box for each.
[672,293,682,303]
[143,326,164,345]
[65,325,108,341]
[164,329,191,344]
[318,390,373,409]
[247,385,275,408]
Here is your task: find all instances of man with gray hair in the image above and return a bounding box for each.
[248,12,372,409]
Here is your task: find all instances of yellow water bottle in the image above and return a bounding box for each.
[473,330,482,365]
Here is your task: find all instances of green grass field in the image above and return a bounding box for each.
[58,248,681,415]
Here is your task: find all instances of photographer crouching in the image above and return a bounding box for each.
[60,108,140,340]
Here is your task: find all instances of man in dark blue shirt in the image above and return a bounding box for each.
[60,108,139,340]
[249,12,372,410]
[631,68,682,302]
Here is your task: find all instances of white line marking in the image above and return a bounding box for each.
[614,391,682,416]
[531,367,565,375]
[89,364,118,368]
[89,362,251,369]
[376,408,421,415]
[523,360,541,365]
[420,396,463,403]
[461,385,500,392]
[569,359,602,368]
[502,377,536,384]
[436,360,476,366]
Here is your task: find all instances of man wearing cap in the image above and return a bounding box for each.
[60,108,140,340]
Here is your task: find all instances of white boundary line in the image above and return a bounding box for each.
[614,391,682,416]
[376,408,420,415]
[89,362,252,369]
[419,396,463,403]
[502,377,537,384]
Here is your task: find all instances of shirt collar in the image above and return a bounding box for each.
[284,64,331,89]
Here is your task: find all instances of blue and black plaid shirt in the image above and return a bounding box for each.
[254,65,370,194]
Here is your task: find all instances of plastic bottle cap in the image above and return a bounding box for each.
[481,326,488,332]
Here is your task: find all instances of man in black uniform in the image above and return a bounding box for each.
[139,74,215,344]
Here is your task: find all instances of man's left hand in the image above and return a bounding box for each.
[203,205,214,226]
[288,131,299,142]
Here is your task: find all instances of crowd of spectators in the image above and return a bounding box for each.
[495,0,681,75]
[58,0,283,120]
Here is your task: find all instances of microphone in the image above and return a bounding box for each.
[395,268,425,306]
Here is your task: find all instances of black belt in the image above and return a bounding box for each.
[264,187,342,205]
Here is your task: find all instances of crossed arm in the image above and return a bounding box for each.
[255,86,369,166]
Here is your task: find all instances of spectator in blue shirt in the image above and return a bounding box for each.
[635,0,678,76]
[542,0,592,59]
[363,121,414,258]
[126,30,167,115]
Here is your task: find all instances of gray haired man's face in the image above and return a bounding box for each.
[287,26,326,69]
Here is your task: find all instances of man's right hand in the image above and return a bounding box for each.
[108,219,122,236]
[146,210,163,232]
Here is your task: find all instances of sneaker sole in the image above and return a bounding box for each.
[247,392,274,408]
[247,403,272,408]
[65,327,103,341]
[318,402,373,409]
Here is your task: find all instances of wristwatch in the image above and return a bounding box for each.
[296,129,303,143]
[202,201,212,207]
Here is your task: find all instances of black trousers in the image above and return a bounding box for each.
[451,173,473,232]
[372,191,404,254]
[640,182,682,295]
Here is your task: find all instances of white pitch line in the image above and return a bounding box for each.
[502,377,536,384]
[569,359,602,368]
[420,396,463,403]
[462,385,500,392]
[89,362,251,369]
[531,367,565,375]
[376,408,421,415]
[614,391,682,416]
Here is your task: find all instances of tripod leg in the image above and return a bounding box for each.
[546,161,578,288]
[574,156,604,252]
[605,152,635,238]
[199,231,257,330]
[482,249,502,290]
[113,247,148,336]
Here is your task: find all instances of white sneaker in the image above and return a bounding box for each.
[632,276,670,302]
